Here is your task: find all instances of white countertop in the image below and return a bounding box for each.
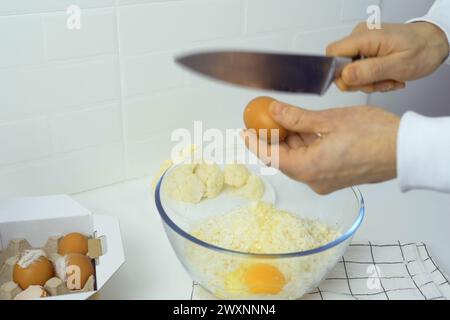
[74,177,450,299]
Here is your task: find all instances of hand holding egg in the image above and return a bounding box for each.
[243,96,289,143]
[244,100,400,195]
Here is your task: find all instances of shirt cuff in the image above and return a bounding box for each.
[408,14,450,64]
[397,111,450,193]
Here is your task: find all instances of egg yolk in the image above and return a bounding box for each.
[244,263,286,295]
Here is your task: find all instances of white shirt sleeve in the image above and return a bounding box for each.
[408,0,450,64]
[398,112,450,193]
[397,1,450,193]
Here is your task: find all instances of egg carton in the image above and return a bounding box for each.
[0,236,98,300]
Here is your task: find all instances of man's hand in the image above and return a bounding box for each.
[242,101,400,195]
[327,22,450,93]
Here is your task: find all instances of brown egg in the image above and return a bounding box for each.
[13,254,55,290]
[243,96,289,143]
[64,253,94,290]
[58,232,88,255]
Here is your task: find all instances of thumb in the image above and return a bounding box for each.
[269,101,330,133]
[341,56,396,86]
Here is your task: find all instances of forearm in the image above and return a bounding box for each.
[397,112,450,193]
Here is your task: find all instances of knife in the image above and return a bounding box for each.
[176,50,352,95]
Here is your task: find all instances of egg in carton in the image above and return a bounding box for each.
[0,232,103,300]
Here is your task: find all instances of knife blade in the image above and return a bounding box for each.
[176,50,352,95]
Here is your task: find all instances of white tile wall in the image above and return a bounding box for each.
[0,144,125,200]
[0,58,120,122]
[127,131,174,179]
[341,0,381,22]
[294,25,355,55]
[118,0,243,55]
[0,15,45,68]
[50,103,122,153]
[0,118,52,166]
[43,8,117,61]
[0,1,115,15]
[123,52,183,97]
[1,0,428,199]
[245,0,342,34]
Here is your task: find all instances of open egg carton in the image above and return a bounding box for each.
[0,195,125,300]
[0,233,102,300]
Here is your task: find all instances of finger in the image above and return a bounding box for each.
[335,77,350,91]
[242,129,310,175]
[300,133,320,146]
[275,147,308,179]
[373,80,406,92]
[341,56,398,86]
[394,81,406,90]
[351,22,370,35]
[241,129,292,169]
[341,80,406,93]
[327,36,360,58]
[269,101,332,133]
[285,133,305,149]
[335,77,376,93]
[326,33,383,59]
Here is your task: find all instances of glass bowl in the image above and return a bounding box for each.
[155,162,364,300]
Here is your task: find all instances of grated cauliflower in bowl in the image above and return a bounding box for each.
[155,160,364,300]
[186,201,342,299]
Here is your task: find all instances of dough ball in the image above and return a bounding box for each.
[195,162,224,199]
[233,174,265,200]
[224,164,250,188]
[164,164,205,203]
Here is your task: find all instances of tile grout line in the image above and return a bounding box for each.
[113,2,130,179]
[0,141,124,175]
[241,0,248,36]
[0,1,173,18]
[0,98,121,128]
